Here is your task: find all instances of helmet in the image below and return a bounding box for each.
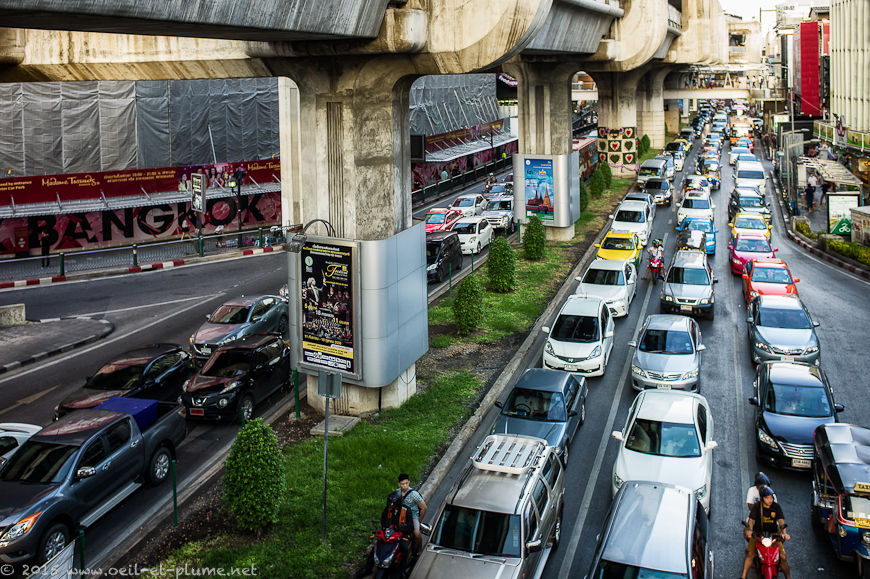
[754,472,771,487]
[387,490,403,509]
[760,485,775,498]
[489,172,494,176]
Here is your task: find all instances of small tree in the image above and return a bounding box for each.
[578,180,589,212]
[600,161,612,188]
[453,273,484,335]
[590,169,605,198]
[522,215,546,260]
[640,134,651,156]
[487,237,516,293]
[224,418,286,533]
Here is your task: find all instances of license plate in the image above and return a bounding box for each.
[781,356,795,362]
[190,408,204,416]
[201,346,212,354]
[657,384,672,390]
[792,458,811,468]
[680,305,693,311]
[565,365,577,372]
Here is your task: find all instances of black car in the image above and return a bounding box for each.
[426,231,463,283]
[55,344,192,419]
[181,334,290,423]
[749,361,843,470]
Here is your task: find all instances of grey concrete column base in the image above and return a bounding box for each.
[305,363,417,417]
[545,225,576,242]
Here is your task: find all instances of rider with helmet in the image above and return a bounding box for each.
[746,471,776,512]
[643,238,664,280]
[741,486,791,579]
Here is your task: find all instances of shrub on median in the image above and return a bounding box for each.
[487,237,516,293]
[600,161,612,188]
[829,238,870,267]
[522,215,546,260]
[578,180,589,212]
[590,169,605,198]
[453,273,485,334]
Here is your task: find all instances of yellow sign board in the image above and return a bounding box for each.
[855,517,870,529]
[854,482,870,493]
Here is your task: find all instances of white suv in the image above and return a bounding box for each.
[542,296,614,377]
[677,190,715,225]
[610,200,652,246]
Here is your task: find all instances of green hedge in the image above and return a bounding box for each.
[453,273,485,334]
[522,215,546,260]
[829,239,870,267]
[578,181,589,212]
[487,237,517,293]
[590,169,605,198]
[795,220,818,240]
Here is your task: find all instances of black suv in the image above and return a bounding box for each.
[426,231,463,283]
[55,344,192,419]
[181,334,290,423]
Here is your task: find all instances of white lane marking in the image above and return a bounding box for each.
[70,293,224,318]
[725,258,752,507]
[0,297,216,386]
[558,232,669,577]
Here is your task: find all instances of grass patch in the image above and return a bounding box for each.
[157,371,482,578]
[638,147,662,163]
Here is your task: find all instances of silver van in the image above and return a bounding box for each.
[585,481,714,578]
[654,155,676,181]
[735,161,767,197]
[636,159,667,188]
[413,434,565,579]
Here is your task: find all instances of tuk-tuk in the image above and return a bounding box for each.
[675,229,707,253]
[701,159,721,190]
[811,423,870,574]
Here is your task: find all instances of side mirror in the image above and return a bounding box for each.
[611,430,624,442]
[813,321,821,327]
[526,538,543,553]
[568,410,578,418]
[76,466,96,479]
[746,316,753,323]
[713,278,719,284]
[713,229,719,234]
[793,278,800,283]
[728,223,734,228]
[0,456,6,469]
[608,214,614,219]
[748,396,759,406]
[773,248,779,252]
[706,441,719,451]
[575,276,583,282]
[697,344,706,351]
[495,401,504,409]
[835,404,845,413]
[742,274,749,280]
[594,243,600,248]
[542,326,551,334]
[605,330,614,339]
[627,340,637,348]
[420,523,432,535]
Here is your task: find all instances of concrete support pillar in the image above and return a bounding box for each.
[593,70,644,177]
[505,61,578,241]
[664,106,681,138]
[275,56,420,416]
[636,68,670,149]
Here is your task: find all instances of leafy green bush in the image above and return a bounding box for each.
[224,418,287,533]
[487,237,517,293]
[599,160,612,188]
[453,273,485,334]
[590,169,605,198]
[578,180,589,212]
[795,220,818,240]
[640,135,651,156]
[829,239,870,267]
[522,214,546,260]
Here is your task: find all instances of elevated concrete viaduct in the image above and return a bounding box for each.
[0,0,728,414]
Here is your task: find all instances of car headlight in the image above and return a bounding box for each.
[218,333,239,345]
[501,216,509,226]
[614,473,624,489]
[681,369,699,380]
[804,345,819,354]
[182,379,191,393]
[862,531,870,545]
[469,236,476,243]
[700,298,710,305]
[189,335,195,344]
[749,290,759,298]
[426,263,436,271]
[221,381,243,393]
[590,345,602,358]
[663,294,675,302]
[631,364,647,378]
[758,429,779,450]
[695,484,708,500]
[1,512,41,542]
[545,341,555,356]
[754,341,771,353]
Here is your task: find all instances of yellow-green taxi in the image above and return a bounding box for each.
[729,212,772,240]
[595,230,642,266]
[673,138,691,153]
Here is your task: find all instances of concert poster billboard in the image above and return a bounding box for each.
[524,158,555,220]
[298,238,361,379]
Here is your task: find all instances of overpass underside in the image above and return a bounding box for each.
[663,88,751,100]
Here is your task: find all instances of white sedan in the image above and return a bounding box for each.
[575,259,637,318]
[0,423,42,462]
[611,390,717,513]
[677,191,715,225]
[451,216,493,254]
[542,296,615,377]
[449,194,487,217]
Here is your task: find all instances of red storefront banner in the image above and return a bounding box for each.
[0,159,281,207]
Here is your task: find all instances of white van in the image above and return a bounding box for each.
[636,159,667,188]
[735,161,767,197]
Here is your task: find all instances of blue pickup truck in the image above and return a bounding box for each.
[0,400,187,564]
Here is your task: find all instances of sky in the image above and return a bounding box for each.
[721,0,782,28]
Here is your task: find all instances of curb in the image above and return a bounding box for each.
[0,317,115,375]
[0,275,67,289]
[419,214,616,499]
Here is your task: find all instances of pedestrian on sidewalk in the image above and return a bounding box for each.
[179,213,192,240]
[38,230,51,268]
[804,183,815,213]
[820,180,829,207]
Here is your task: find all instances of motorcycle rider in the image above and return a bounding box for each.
[643,238,664,280]
[358,491,414,578]
[741,486,791,579]
[746,471,776,513]
[397,473,427,555]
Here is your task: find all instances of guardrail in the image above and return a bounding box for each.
[411,156,512,206]
[0,226,296,282]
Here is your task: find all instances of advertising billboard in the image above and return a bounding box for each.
[524,158,555,221]
[299,238,361,379]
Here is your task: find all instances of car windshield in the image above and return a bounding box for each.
[639,329,694,354]
[615,210,645,223]
[735,217,766,230]
[842,495,870,524]
[426,213,446,224]
[489,185,505,194]
[455,198,475,207]
[751,267,792,284]
[735,238,771,252]
[665,143,682,152]
[487,200,511,211]
[646,181,668,191]
[624,418,701,458]
[687,178,708,188]
[201,350,251,377]
[0,441,78,484]
[210,304,251,324]
[639,167,661,177]
[503,387,567,421]
[739,196,764,208]
[667,266,710,285]
[737,169,765,180]
[583,268,625,286]
[732,148,750,155]
[765,384,832,418]
[452,222,477,234]
[682,199,710,210]
[85,360,147,390]
[552,314,600,343]
[738,155,757,162]
[425,242,442,264]
[601,237,635,251]
[685,220,713,233]
[434,506,522,557]
[757,306,812,329]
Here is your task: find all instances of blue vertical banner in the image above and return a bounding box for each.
[524,158,555,221]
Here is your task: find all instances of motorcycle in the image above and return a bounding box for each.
[371,526,412,578]
[647,254,664,282]
[744,522,786,579]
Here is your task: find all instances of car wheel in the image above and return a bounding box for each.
[237,394,255,424]
[579,400,586,425]
[810,504,822,528]
[147,445,172,485]
[38,522,69,564]
[550,503,564,550]
[437,265,445,283]
[277,316,288,338]
[457,255,463,270]
[476,241,481,253]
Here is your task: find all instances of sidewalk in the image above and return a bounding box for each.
[0,317,114,375]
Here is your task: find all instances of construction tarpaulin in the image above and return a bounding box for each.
[410,74,500,137]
